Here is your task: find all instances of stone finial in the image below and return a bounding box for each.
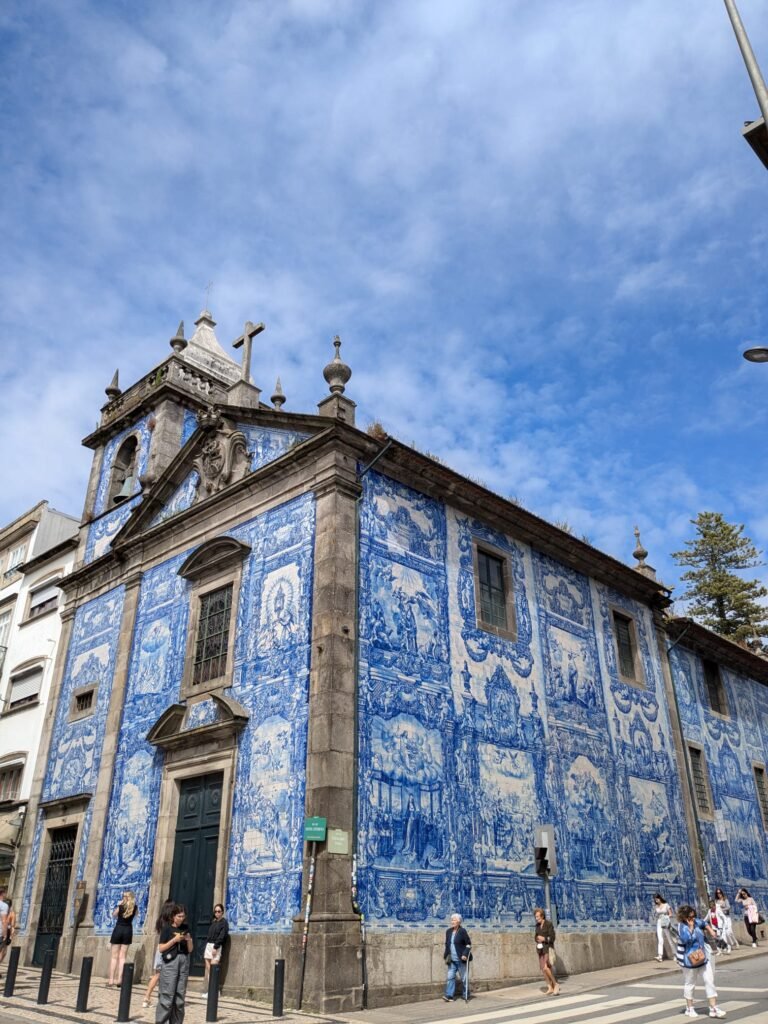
[323,335,352,395]
[105,369,121,400]
[170,321,187,354]
[633,526,648,567]
[195,309,217,328]
[632,525,658,580]
[271,377,286,409]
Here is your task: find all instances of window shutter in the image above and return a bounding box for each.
[9,668,43,707]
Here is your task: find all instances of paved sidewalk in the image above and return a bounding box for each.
[0,966,336,1024]
[0,946,764,1024]
[331,944,768,1024]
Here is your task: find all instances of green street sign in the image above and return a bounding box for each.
[304,816,327,841]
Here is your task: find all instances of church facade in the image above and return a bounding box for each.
[10,311,768,1011]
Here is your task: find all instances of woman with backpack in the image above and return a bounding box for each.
[675,904,725,1018]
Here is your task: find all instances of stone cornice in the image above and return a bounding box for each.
[665,617,768,685]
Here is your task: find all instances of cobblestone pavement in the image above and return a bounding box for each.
[0,966,340,1024]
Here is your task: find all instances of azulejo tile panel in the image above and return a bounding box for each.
[180,408,198,446]
[90,493,315,935]
[357,470,695,935]
[150,471,200,527]
[669,646,768,914]
[44,588,126,802]
[226,494,315,932]
[236,423,311,473]
[85,495,141,563]
[93,557,189,933]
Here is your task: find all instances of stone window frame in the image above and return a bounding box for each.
[178,537,250,700]
[687,742,715,820]
[610,606,646,689]
[752,762,768,832]
[69,683,98,722]
[472,540,517,642]
[147,750,237,954]
[702,658,729,719]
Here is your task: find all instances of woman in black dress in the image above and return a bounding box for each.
[108,890,137,987]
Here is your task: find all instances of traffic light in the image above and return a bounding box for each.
[534,845,550,877]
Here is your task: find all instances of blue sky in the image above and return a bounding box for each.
[2,0,768,602]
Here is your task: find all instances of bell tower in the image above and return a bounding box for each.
[78,311,245,564]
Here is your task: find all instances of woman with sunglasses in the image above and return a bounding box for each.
[202,903,229,996]
[675,904,725,1018]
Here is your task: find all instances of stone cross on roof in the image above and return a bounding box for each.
[232,321,265,384]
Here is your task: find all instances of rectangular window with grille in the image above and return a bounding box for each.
[689,745,713,817]
[192,584,233,685]
[478,550,507,630]
[703,659,728,716]
[0,764,22,802]
[754,765,768,831]
[612,611,640,683]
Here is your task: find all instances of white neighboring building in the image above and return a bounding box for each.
[0,502,78,889]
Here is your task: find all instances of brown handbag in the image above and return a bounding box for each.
[687,946,706,967]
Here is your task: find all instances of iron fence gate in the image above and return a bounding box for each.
[32,825,77,966]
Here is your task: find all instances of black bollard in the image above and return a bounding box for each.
[3,946,20,997]
[272,958,285,1018]
[37,948,54,1004]
[206,963,220,1022]
[116,962,133,1023]
[76,956,93,1012]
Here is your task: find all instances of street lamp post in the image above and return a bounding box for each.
[724,0,768,170]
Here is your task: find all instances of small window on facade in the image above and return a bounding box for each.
[192,584,233,685]
[7,667,43,710]
[754,765,768,831]
[689,745,714,817]
[0,763,23,802]
[612,611,639,682]
[0,608,11,653]
[5,544,26,578]
[478,550,507,629]
[702,659,728,716]
[28,581,61,621]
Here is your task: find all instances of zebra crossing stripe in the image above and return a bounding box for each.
[420,996,755,1024]
[417,993,648,1024]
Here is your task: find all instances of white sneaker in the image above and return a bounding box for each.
[709,1009,726,1019]
[724,947,731,953]
[202,991,208,996]
[684,1009,699,1018]
[752,942,757,947]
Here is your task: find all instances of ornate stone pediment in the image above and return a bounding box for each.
[146,693,249,752]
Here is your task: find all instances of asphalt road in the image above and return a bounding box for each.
[377,956,768,1024]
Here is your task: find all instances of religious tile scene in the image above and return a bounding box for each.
[0,312,766,1012]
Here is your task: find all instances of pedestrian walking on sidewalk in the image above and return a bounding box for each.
[143,899,174,1009]
[714,890,737,950]
[156,904,193,1024]
[675,904,726,1018]
[442,913,471,1002]
[203,903,228,995]
[0,899,16,968]
[108,890,137,987]
[533,907,559,996]
[652,893,674,961]
[736,888,761,947]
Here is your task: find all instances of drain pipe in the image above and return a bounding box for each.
[351,437,393,1009]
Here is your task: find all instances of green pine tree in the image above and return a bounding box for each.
[672,512,768,645]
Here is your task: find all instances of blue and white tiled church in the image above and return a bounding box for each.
[14,312,768,1011]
